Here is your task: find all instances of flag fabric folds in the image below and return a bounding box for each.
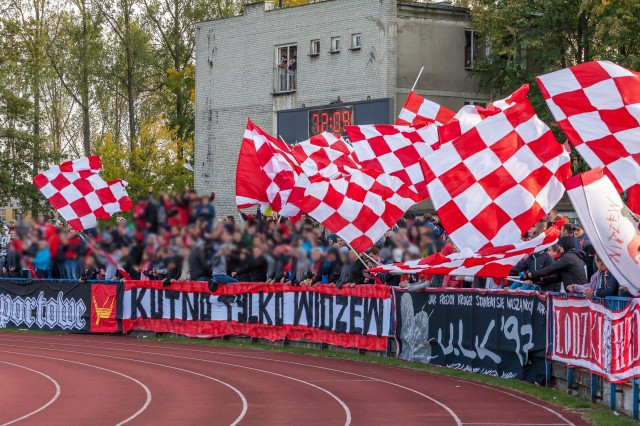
[33,156,133,231]
[236,119,300,213]
[438,84,530,146]
[290,167,418,252]
[291,132,358,180]
[368,227,559,277]
[396,91,455,126]
[422,93,571,252]
[565,168,640,296]
[536,61,640,196]
[346,123,439,200]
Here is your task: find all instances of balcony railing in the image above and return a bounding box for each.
[274,67,296,94]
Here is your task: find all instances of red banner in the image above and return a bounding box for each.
[551,297,640,383]
[122,282,391,351]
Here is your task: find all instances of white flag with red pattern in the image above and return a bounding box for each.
[396,91,455,126]
[346,123,439,200]
[422,92,572,251]
[368,227,559,277]
[33,156,133,231]
[235,119,301,214]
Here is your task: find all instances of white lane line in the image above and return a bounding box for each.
[0,345,247,426]
[17,335,577,425]
[0,350,151,425]
[2,339,353,426]
[0,360,61,426]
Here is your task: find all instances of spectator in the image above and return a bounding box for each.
[80,255,100,281]
[33,240,51,278]
[4,241,21,278]
[566,254,619,298]
[195,193,216,232]
[211,245,237,284]
[524,236,587,290]
[189,240,211,282]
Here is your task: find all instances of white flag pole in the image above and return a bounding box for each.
[411,66,425,92]
[346,243,369,269]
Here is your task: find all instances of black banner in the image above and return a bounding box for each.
[0,281,92,332]
[394,289,548,381]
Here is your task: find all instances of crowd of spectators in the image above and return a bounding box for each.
[0,189,633,298]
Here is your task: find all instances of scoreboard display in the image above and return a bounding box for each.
[308,106,353,137]
[277,98,391,144]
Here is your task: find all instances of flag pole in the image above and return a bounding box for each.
[411,66,425,92]
[346,242,369,269]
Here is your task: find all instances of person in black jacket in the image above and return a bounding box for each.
[4,241,21,278]
[188,241,211,282]
[525,236,587,289]
[234,245,268,282]
[509,249,555,290]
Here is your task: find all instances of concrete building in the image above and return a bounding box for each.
[194,0,492,215]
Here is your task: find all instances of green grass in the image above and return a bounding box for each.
[2,329,636,424]
[586,409,637,426]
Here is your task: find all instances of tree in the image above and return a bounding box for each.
[470,0,640,173]
[46,0,104,156]
[0,19,50,214]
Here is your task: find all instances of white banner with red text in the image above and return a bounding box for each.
[122,281,391,351]
[551,296,640,383]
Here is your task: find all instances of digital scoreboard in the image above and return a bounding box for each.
[277,98,391,144]
[308,106,353,137]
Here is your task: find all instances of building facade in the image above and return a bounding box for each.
[194,0,492,215]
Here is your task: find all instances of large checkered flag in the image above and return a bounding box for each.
[536,61,640,212]
[368,226,559,278]
[438,85,530,146]
[346,123,439,200]
[291,132,359,180]
[33,156,133,231]
[396,91,455,126]
[236,119,301,215]
[290,167,419,252]
[422,92,572,251]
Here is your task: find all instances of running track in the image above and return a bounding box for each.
[0,333,588,425]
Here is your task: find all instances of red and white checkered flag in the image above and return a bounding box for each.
[236,119,301,214]
[368,227,559,278]
[536,61,640,199]
[396,91,455,126]
[346,123,439,200]
[33,156,133,231]
[290,167,418,252]
[291,132,359,180]
[422,93,572,251]
[438,85,530,146]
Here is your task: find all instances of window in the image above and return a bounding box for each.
[310,39,320,56]
[351,33,362,50]
[465,29,480,69]
[330,36,341,53]
[464,100,487,108]
[0,210,5,223]
[275,44,297,93]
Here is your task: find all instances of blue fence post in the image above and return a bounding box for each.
[591,373,598,403]
[610,383,616,410]
[568,368,574,390]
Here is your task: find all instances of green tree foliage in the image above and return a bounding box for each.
[470,0,640,172]
[0,0,239,216]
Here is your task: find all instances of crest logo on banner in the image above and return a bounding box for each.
[90,284,118,332]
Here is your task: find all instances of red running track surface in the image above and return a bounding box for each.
[0,333,588,425]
